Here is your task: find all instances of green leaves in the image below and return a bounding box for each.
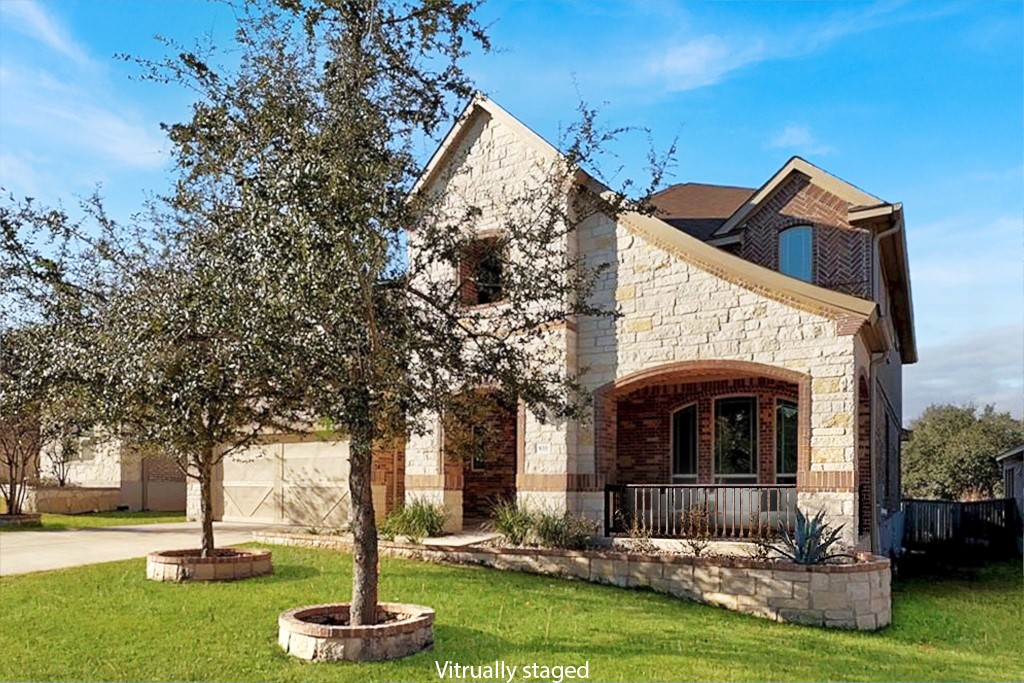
[902,403,1024,500]
[776,508,847,565]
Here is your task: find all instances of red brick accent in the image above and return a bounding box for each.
[739,174,872,299]
[614,377,798,485]
[144,456,185,483]
[801,471,854,492]
[372,437,406,515]
[594,361,811,488]
[458,236,503,306]
[444,397,516,517]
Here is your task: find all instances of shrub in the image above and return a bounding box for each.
[380,500,448,544]
[747,513,777,561]
[532,511,596,550]
[488,499,534,546]
[775,508,848,564]
[626,516,658,554]
[682,506,711,557]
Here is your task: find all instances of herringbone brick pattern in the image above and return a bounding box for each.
[737,174,872,299]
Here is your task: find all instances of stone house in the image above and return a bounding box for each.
[2,434,186,514]
[197,96,914,554]
[403,97,914,553]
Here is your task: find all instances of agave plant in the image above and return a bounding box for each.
[776,508,849,564]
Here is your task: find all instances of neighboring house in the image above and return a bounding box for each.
[32,436,186,513]
[996,444,1024,553]
[197,96,915,553]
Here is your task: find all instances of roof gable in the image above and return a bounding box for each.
[411,94,560,197]
[713,157,881,238]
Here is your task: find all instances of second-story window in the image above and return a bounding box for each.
[460,237,506,306]
[779,225,814,282]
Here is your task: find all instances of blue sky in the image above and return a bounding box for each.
[1,0,1021,423]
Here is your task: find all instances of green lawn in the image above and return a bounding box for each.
[0,546,1019,682]
[0,510,185,531]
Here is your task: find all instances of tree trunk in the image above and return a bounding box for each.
[7,479,19,516]
[348,427,378,625]
[199,449,215,558]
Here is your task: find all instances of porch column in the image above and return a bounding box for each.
[796,365,859,548]
[517,404,571,513]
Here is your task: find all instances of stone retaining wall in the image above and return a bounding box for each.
[254,532,890,630]
[24,486,121,514]
[0,513,42,527]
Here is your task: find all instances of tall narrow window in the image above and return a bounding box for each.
[779,226,813,282]
[459,237,505,306]
[776,400,798,484]
[714,397,757,484]
[671,404,698,483]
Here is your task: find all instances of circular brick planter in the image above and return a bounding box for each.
[278,602,434,661]
[0,513,42,527]
[146,548,272,582]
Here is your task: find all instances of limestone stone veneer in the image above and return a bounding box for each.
[255,531,890,630]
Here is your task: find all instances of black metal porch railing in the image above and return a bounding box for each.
[604,483,798,539]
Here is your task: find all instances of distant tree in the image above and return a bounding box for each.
[902,403,1024,500]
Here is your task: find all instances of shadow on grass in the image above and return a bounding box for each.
[262,563,322,582]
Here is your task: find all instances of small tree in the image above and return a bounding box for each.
[903,403,1024,500]
[0,328,42,514]
[0,194,298,555]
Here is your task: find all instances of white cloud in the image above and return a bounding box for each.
[0,0,90,66]
[649,35,765,91]
[39,103,167,170]
[0,61,167,172]
[643,2,954,93]
[0,152,43,197]
[904,325,1024,424]
[768,124,834,156]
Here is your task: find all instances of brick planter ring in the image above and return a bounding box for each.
[146,548,273,582]
[0,513,42,527]
[279,603,434,661]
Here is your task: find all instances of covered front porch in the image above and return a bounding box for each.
[595,361,813,540]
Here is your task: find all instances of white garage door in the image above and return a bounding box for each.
[221,438,351,526]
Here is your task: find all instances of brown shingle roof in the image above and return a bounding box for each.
[650,182,754,241]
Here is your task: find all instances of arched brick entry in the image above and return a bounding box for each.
[594,360,811,487]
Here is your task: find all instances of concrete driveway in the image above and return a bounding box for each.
[0,522,272,576]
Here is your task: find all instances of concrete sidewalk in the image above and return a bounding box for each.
[0,521,270,576]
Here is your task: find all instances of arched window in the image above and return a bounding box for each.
[779,226,813,282]
[671,404,698,483]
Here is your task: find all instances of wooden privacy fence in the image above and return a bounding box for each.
[901,497,1018,558]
